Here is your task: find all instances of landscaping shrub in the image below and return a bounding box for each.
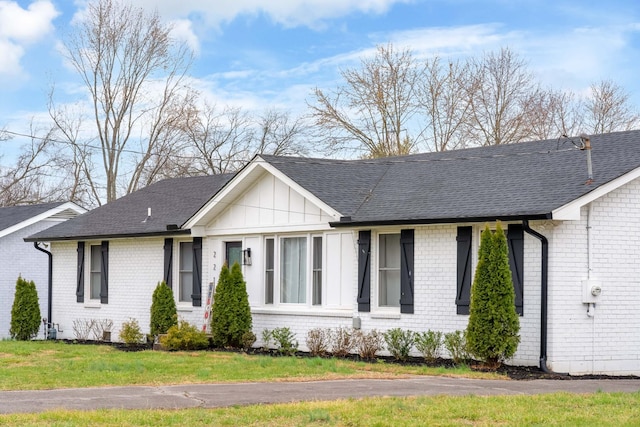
[240,330,256,351]
[91,319,114,341]
[270,327,298,356]
[383,328,415,361]
[466,223,520,368]
[210,263,253,348]
[330,326,355,357]
[306,327,331,356]
[10,276,41,341]
[261,328,273,350]
[72,319,95,340]
[160,319,208,350]
[119,318,144,345]
[415,330,443,362]
[150,281,177,337]
[444,330,469,364]
[353,329,384,360]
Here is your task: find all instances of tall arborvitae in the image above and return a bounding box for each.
[150,281,177,336]
[211,262,253,348]
[10,276,41,340]
[466,223,520,368]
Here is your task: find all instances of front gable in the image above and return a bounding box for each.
[185,156,342,235]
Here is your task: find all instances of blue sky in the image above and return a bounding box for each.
[1,0,640,157]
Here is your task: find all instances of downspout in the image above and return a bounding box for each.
[522,220,553,374]
[33,242,52,325]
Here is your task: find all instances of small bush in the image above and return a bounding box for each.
[353,329,384,360]
[241,330,257,351]
[160,320,209,350]
[306,328,331,356]
[72,319,95,341]
[270,327,298,356]
[91,319,114,341]
[444,330,469,364]
[119,318,144,345]
[330,326,355,357]
[415,330,443,362]
[261,329,273,350]
[150,281,177,337]
[211,263,253,349]
[383,328,415,361]
[10,276,41,340]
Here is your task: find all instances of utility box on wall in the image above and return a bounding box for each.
[582,279,602,303]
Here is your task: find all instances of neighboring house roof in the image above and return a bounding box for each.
[26,175,233,241]
[260,130,640,226]
[0,202,86,239]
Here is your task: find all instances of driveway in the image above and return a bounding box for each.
[1,377,640,414]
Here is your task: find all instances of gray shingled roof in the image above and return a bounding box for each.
[0,202,67,231]
[261,130,640,225]
[27,175,233,241]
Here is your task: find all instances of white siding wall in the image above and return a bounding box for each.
[0,220,63,339]
[548,177,640,375]
[51,237,207,341]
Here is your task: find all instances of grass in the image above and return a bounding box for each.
[0,340,501,390]
[1,392,640,426]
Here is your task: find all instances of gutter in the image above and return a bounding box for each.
[330,213,551,228]
[33,242,53,326]
[522,220,560,374]
[24,228,191,243]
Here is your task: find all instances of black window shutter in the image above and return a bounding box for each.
[507,224,524,315]
[399,229,414,314]
[192,237,202,307]
[357,230,371,312]
[76,241,85,303]
[163,238,173,289]
[100,241,109,304]
[456,227,473,314]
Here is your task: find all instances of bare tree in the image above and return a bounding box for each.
[418,57,471,151]
[465,48,538,145]
[308,44,420,158]
[50,0,195,204]
[254,109,308,156]
[0,124,59,206]
[583,79,640,134]
[526,88,583,140]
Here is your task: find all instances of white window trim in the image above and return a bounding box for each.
[264,233,324,308]
[373,230,402,313]
[175,239,194,308]
[84,242,102,307]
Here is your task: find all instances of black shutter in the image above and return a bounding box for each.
[100,241,109,304]
[508,224,524,315]
[456,227,473,314]
[357,230,371,312]
[399,229,414,314]
[76,242,85,303]
[191,237,202,307]
[163,238,173,289]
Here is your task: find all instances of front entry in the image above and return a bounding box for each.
[226,241,243,268]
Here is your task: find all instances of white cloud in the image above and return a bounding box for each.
[0,0,59,75]
[130,0,412,29]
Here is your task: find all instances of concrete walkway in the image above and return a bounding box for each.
[1,377,640,414]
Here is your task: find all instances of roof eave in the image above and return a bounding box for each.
[329,213,552,228]
[25,229,191,242]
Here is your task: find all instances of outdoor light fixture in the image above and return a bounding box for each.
[242,248,252,266]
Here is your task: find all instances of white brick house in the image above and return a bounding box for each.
[0,202,86,339]
[28,130,640,375]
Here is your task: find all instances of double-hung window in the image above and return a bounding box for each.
[264,235,323,306]
[76,241,108,304]
[179,241,193,303]
[89,245,102,300]
[378,233,401,308]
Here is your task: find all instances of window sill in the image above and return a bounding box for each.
[83,301,102,309]
[370,312,401,320]
[177,305,194,313]
[252,307,352,318]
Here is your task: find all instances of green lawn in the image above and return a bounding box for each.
[2,341,639,426]
[0,340,497,390]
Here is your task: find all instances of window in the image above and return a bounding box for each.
[76,241,108,304]
[280,237,307,303]
[179,241,193,303]
[312,236,322,305]
[455,224,524,315]
[90,245,102,300]
[265,238,274,304]
[264,235,323,306]
[378,233,401,308]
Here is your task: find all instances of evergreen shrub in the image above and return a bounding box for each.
[150,281,177,336]
[10,276,41,340]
